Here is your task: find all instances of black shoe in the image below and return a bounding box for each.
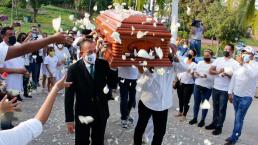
[224,141,235,145]
[24,95,32,98]
[198,120,205,127]
[17,97,23,102]
[205,123,216,130]
[225,137,232,142]
[212,128,222,135]
[189,118,197,125]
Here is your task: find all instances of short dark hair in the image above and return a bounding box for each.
[204,48,214,56]
[190,49,197,56]
[0,26,13,36]
[17,32,27,43]
[81,29,92,35]
[79,38,94,50]
[226,43,235,51]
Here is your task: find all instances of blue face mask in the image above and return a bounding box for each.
[243,54,250,63]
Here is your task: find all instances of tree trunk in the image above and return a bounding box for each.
[215,39,220,57]
[33,8,38,23]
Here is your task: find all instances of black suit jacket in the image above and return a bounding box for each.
[65,59,114,123]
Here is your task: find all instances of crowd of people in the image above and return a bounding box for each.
[0,22,257,145]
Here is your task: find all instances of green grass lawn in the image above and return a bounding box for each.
[0,5,77,34]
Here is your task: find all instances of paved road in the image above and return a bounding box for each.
[12,88,258,145]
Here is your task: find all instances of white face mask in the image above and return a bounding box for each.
[183,44,188,49]
[57,44,63,48]
[84,53,96,64]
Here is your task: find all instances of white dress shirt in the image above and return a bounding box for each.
[0,41,9,67]
[139,62,187,111]
[228,61,258,98]
[212,57,240,91]
[0,119,43,145]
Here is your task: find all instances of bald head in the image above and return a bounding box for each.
[79,39,96,58]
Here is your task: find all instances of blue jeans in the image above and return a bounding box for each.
[211,88,228,128]
[119,77,137,120]
[229,95,252,143]
[193,85,212,120]
[190,39,201,57]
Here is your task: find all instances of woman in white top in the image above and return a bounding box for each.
[54,44,71,81]
[176,49,197,121]
[189,49,214,127]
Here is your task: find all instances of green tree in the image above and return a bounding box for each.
[226,0,256,32]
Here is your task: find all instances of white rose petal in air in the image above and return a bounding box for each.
[78,116,94,124]
[200,99,211,109]
[121,2,127,6]
[131,26,135,31]
[103,85,109,94]
[176,23,181,28]
[156,68,165,76]
[86,23,96,30]
[108,5,113,9]
[155,47,163,59]
[187,6,191,16]
[161,38,165,42]
[111,32,122,44]
[114,96,119,102]
[153,22,157,28]
[52,17,61,32]
[69,15,74,21]
[146,18,152,23]
[137,49,155,59]
[93,5,98,11]
[79,25,85,29]
[137,31,148,39]
[84,13,90,18]
[204,139,211,145]
[72,27,77,32]
[120,79,125,83]
[122,55,126,60]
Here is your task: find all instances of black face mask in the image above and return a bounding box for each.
[223,51,230,57]
[8,36,16,46]
[187,54,193,59]
[204,57,211,62]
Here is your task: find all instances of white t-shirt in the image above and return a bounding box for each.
[44,55,58,77]
[118,67,139,80]
[195,61,214,89]
[0,119,43,145]
[54,46,71,70]
[177,59,197,84]
[0,41,9,67]
[212,57,240,91]
[3,56,25,92]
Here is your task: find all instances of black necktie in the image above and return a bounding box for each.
[90,64,94,78]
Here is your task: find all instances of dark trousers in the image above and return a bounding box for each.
[75,117,107,145]
[193,85,212,120]
[211,88,228,129]
[23,65,30,96]
[0,112,14,130]
[177,83,194,116]
[134,101,168,145]
[119,77,137,120]
[30,62,41,86]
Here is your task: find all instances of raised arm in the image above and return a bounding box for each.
[34,75,72,124]
[5,33,72,61]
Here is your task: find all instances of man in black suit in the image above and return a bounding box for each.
[65,39,113,145]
